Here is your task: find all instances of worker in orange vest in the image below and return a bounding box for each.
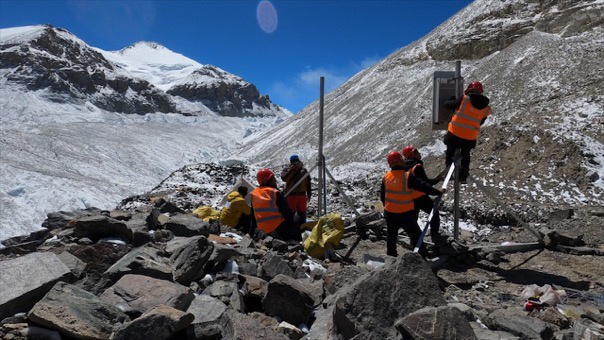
[401,146,446,245]
[380,151,445,257]
[250,168,301,242]
[444,81,492,183]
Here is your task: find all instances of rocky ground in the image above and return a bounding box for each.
[1,162,603,339]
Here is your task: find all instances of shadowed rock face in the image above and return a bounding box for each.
[167,66,273,117]
[1,25,279,117]
[426,0,604,61]
[0,25,178,114]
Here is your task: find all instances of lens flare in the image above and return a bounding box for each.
[257,0,278,34]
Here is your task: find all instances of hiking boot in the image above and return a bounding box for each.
[432,234,448,246]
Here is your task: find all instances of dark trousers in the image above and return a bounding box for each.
[384,210,428,257]
[444,132,476,180]
[236,214,252,234]
[273,219,302,242]
[414,195,440,236]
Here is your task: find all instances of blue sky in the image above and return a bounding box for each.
[0,0,472,113]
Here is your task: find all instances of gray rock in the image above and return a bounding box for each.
[220,309,289,340]
[0,252,71,319]
[56,251,87,281]
[395,305,477,340]
[186,295,227,340]
[28,281,129,340]
[100,274,194,316]
[103,244,173,282]
[263,274,316,326]
[72,215,133,242]
[259,252,295,281]
[572,317,604,339]
[449,302,477,321]
[169,235,214,285]
[470,321,520,340]
[112,305,194,340]
[306,305,338,340]
[484,308,555,340]
[164,213,210,237]
[333,252,445,339]
[202,281,244,312]
[209,243,242,264]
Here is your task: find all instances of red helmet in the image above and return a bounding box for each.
[256,168,274,185]
[465,81,484,94]
[387,151,403,166]
[402,146,417,159]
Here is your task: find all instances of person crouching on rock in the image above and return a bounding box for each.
[220,186,252,235]
[250,168,302,242]
[380,151,445,258]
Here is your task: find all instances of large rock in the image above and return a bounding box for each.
[202,281,244,312]
[163,213,211,237]
[0,252,71,319]
[27,281,129,340]
[112,305,194,340]
[56,250,87,281]
[333,253,446,339]
[306,305,338,340]
[220,309,289,340]
[263,274,316,326]
[72,215,133,242]
[395,306,477,340]
[484,308,556,340]
[103,244,173,282]
[186,295,228,340]
[259,252,295,281]
[169,235,214,285]
[100,274,194,316]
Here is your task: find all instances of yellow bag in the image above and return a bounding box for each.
[303,213,345,259]
[192,206,221,222]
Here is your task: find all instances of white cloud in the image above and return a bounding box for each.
[269,56,382,113]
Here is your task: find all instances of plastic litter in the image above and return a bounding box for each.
[521,284,566,311]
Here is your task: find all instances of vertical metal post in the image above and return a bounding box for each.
[453,60,462,240]
[317,77,325,217]
[453,150,460,240]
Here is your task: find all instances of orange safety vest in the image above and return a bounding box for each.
[384,170,414,213]
[251,186,285,233]
[448,95,492,141]
[408,164,425,200]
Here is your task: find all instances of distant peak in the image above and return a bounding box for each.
[122,41,167,51]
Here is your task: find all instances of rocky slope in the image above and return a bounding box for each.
[233,0,604,208]
[0,162,602,340]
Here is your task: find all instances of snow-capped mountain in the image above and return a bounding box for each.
[234,0,604,208]
[0,25,291,240]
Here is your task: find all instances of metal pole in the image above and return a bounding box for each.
[317,77,325,217]
[454,150,461,240]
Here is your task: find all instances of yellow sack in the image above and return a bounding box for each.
[303,213,345,259]
[192,206,221,222]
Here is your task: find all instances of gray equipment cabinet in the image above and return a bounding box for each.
[432,71,458,130]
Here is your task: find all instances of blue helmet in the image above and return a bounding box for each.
[290,154,300,163]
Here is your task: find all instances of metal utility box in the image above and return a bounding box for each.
[432,71,458,130]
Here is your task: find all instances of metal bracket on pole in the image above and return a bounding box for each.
[466,175,543,243]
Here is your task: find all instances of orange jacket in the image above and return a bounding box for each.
[251,186,285,233]
[448,95,492,141]
[407,164,425,200]
[383,170,414,213]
